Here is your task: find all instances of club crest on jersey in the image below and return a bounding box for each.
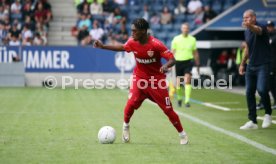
[147,50,154,57]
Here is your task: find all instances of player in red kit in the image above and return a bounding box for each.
[94,18,188,145]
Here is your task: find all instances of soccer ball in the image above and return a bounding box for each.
[98,126,116,144]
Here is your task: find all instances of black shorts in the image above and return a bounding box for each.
[175,60,194,77]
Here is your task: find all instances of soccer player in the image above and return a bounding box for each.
[239,9,272,129]
[171,23,200,108]
[93,18,188,144]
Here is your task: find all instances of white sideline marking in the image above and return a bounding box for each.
[144,99,276,155]
[176,111,276,156]
[257,116,276,124]
[202,102,231,111]
[125,91,276,155]
[206,102,240,105]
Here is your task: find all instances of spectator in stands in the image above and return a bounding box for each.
[187,0,202,14]
[21,24,33,44]
[216,50,228,70]
[174,0,186,15]
[150,12,160,25]
[9,33,21,46]
[0,22,8,45]
[35,22,47,44]
[114,0,126,6]
[12,18,21,30]
[8,22,21,41]
[34,1,51,29]
[194,7,204,26]
[111,7,126,24]
[33,32,44,45]
[77,0,91,14]
[0,5,7,20]
[1,1,10,16]
[77,13,92,31]
[79,2,91,19]
[102,0,114,15]
[90,0,103,15]
[115,7,126,24]
[88,20,105,44]
[0,0,10,6]
[10,0,22,20]
[22,1,34,21]
[37,0,52,12]
[103,19,114,35]
[115,23,128,43]
[140,4,150,21]
[239,9,272,130]
[160,6,172,25]
[2,10,8,22]
[23,15,35,31]
[4,21,10,35]
[75,0,93,7]
[203,5,217,23]
[77,24,89,45]
[106,33,120,45]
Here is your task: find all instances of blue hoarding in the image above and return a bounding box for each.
[0,46,136,73]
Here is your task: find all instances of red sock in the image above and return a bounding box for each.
[164,109,183,132]
[124,102,135,123]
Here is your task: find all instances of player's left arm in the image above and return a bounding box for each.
[160,56,176,73]
[158,42,176,73]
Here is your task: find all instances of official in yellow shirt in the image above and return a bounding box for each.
[171,23,200,107]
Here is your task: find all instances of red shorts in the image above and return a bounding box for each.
[127,76,173,111]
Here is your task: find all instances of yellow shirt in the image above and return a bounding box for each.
[171,34,197,61]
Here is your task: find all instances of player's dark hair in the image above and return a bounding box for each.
[132,18,149,30]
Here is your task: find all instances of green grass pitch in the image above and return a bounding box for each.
[0,88,276,163]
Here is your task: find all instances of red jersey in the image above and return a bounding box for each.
[123,36,173,80]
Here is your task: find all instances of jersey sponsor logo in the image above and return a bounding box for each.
[136,57,157,64]
[147,50,154,57]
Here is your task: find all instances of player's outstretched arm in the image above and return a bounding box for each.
[93,40,125,51]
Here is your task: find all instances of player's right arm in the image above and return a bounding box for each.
[93,40,125,51]
[239,42,249,75]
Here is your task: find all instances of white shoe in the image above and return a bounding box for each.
[262,114,272,128]
[122,124,130,143]
[240,121,258,130]
[180,135,189,145]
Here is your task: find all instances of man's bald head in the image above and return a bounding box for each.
[243,9,257,27]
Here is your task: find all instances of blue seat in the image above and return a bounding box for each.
[168,32,179,40]
[174,14,186,24]
[151,24,161,32]
[173,23,182,32]
[162,24,173,32]
[186,14,196,22]
[152,5,163,12]
[155,32,167,43]
[166,40,172,48]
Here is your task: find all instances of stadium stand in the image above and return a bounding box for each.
[72,0,239,47]
[0,0,53,46]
